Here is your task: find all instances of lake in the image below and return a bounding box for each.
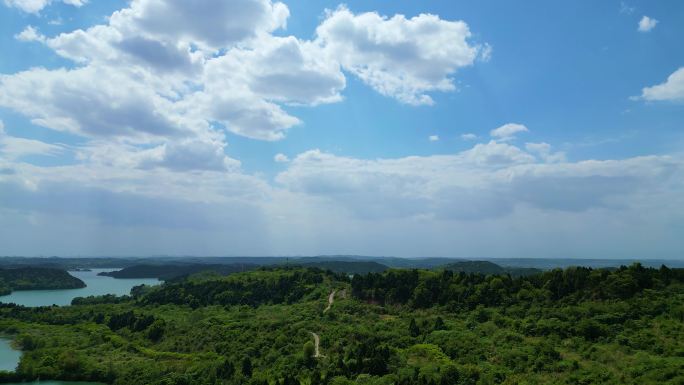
[1,337,104,385]
[0,269,160,307]
[0,337,21,372]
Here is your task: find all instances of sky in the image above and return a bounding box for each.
[0,0,683,258]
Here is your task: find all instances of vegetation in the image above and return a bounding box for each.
[98,264,257,280]
[0,264,682,385]
[299,261,388,274]
[438,260,541,277]
[0,268,85,295]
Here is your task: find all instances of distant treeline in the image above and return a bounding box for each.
[98,261,387,281]
[351,263,684,309]
[0,267,85,296]
[98,263,258,280]
[438,260,541,277]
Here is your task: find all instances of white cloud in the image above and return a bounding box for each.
[638,16,658,32]
[479,43,493,62]
[138,139,240,172]
[276,143,684,224]
[1,133,683,257]
[461,140,535,166]
[3,1,489,147]
[274,153,289,163]
[637,67,684,102]
[3,0,85,14]
[490,123,528,141]
[461,133,477,140]
[0,67,202,140]
[15,26,45,42]
[0,121,63,160]
[429,135,439,142]
[525,142,566,163]
[314,6,482,105]
[109,0,289,51]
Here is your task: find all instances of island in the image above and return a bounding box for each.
[0,267,86,295]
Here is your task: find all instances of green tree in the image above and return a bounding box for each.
[241,356,253,378]
[409,318,420,337]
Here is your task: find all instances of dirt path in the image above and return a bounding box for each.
[311,290,337,358]
[323,290,336,313]
[310,332,323,357]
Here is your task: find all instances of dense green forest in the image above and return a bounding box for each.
[98,261,387,281]
[0,268,85,295]
[0,264,683,385]
[98,264,258,280]
[438,261,541,277]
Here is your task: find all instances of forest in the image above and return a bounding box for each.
[0,264,682,385]
[0,267,86,295]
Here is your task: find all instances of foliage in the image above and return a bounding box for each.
[0,264,682,385]
[0,268,85,294]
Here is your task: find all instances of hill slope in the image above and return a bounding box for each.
[0,267,85,295]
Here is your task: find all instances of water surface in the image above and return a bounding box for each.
[0,269,159,307]
[0,338,21,372]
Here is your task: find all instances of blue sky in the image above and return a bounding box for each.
[0,0,683,258]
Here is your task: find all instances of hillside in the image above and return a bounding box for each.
[0,264,682,385]
[98,263,257,280]
[0,267,86,295]
[299,261,388,274]
[440,260,542,276]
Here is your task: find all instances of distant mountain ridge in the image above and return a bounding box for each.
[2,255,683,272]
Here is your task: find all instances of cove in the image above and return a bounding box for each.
[0,269,160,307]
[0,338,21,372]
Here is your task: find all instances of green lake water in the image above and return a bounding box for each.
[0,338,21,372]
[0,269,160,307]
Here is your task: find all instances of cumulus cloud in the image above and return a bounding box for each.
[315,6,482,105]
[139,140,240,172]
[276,143,684,222]
[14,26,45,42]
[461,140,535,166]
[274,153,289,163]
[490,123,529,141]
[638,16,658,32]
[1,132,683,257]
[0,67,199,140]
[461,133,477,140]
[3,0,86,14]
[525,142,566,163]
[3,1,487,147]
[109,0,289,50]
[637,67,684,102]
[429,135,439,142]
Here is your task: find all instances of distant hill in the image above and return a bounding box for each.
[439,261,542,277]
[3,255,682,273]
[98,263,257,280]
[299,261,389,274]
[0,267,86,295]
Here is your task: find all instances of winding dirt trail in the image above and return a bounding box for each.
[310,290,337,358]
[323,290,336,313]
[310,332,323,358]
